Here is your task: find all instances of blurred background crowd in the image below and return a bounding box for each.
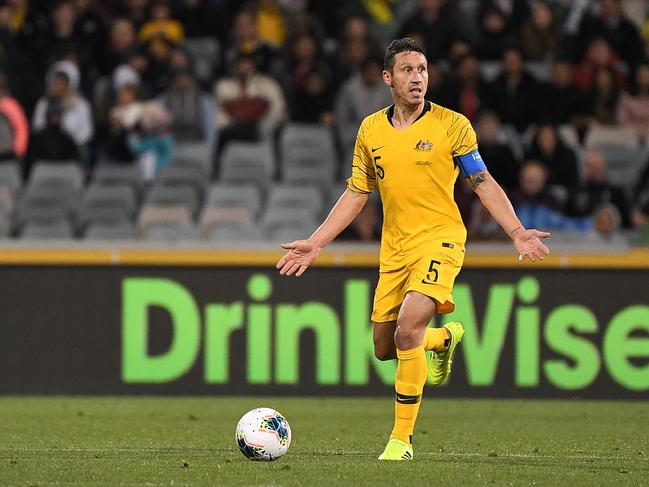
[1,0,649,244]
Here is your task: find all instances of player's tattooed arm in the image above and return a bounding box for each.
[466,169,488,189]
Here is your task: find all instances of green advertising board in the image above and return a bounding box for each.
[0,266,647,397]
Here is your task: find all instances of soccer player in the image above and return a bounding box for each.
[276,38,550,461]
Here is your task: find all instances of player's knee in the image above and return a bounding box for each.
[394,326,419,345]
[373,339,395,361]
[374,346,394,361]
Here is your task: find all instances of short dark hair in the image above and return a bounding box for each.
[383,37,426,71]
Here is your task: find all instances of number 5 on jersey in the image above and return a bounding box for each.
[374,156,385,179]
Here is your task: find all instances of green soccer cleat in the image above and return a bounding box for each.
[378,438,413,461]
[427,322,464,386]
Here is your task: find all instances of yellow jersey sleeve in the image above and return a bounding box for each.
[448,113,478,157]
[346,120,376,193]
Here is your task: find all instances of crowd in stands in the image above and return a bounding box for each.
[1,0,649,244]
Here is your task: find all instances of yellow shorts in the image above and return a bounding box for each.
[371,241,465,323]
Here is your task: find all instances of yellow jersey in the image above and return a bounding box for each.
[347,101,478,271]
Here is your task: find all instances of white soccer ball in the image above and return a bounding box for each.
[235,407,291,461]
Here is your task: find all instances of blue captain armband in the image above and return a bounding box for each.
[454,150,486,177]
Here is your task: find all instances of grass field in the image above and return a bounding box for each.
[0,397,647,486]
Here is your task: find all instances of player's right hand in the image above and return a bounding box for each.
[276,240,321,277]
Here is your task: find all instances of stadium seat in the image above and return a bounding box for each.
[143,222,202,241]
[137,206,193,236]
[0,161,22,195]
[0,185,13,219]
[0,211,8,238]
[93,163,143,192]
[19,220,74,239]
[173,141,212,172]
[261,207,317,239]
[585,126,639,149]
[84,221,136,240]
[279,124,337,184]
[15,184,79,231]
[29,161,84,191]
[206,222,265,242]
[199,207,253,237]
[157,163,208,198]
[267,226,312,243]
[204,183,262,219]
[81,184,138,218]
[220,142,275,190]
[144,184,200,217]
[267,184,324,218]
[597,146,648,189]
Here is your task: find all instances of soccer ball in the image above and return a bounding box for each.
[235,407,291,461]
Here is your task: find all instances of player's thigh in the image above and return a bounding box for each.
[371,267,409,323]
[406,243,464,314]
[393,291,437,349]
[372,321,396,360]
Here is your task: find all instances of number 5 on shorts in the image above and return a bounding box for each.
[421,259,441,285]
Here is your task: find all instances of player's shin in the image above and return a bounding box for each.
[391,346,427,445]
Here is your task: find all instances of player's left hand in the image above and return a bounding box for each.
[513,228,551,262]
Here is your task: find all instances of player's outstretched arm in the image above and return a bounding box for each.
[469,170,551,262]
[276,189,369,276]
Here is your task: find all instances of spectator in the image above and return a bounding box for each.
[476,4,513,61]
[279,33,334,125]
[174,0,228,42]
[32,62,94,148]
[255,0,287,49]
[0,1,41,112]
[335,56,392,158]
[398,0,458,62]
[578,0,643,70]
[617,63,649,144]
[39,0,87,69]
[510,160,590,231]
[631,155,649,233]
[331,30,373,88]
[519,0,561,61]
[24,100,80,176]
[160,69,213,142]
[73,0,107,78]
[485,47,541,132]
[475,110,519,191]
[574,37,625,92]
[525,124,579,191]
[0,71,29,159]
[425,62,459,112]
[585,203,627,244]
[541,59,588,126]
[138,0,184,58]
[116,0,149,31]
[566,149,631,228]
[105,82,140,161]
[126,101,173,180]
[510,159,561,213]
[100,17,139,76]
[585,66,619,126]
[214,53,286,164]
[452,54,489,123]
[225,9,278,75]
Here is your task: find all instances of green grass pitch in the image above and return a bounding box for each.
[1,396,647,486]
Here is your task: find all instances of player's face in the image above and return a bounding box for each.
[384,51,428,106]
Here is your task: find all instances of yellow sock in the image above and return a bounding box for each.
[390,346,427,446]
[423,327,450,352]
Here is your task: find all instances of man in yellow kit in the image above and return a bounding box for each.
[276,38,550,460]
